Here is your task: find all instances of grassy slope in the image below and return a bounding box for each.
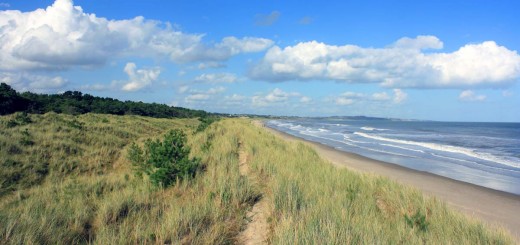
[225,119,513,244]
[0,115,513,244]
[0,113,259,244]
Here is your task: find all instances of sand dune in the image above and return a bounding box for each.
[262,123,520,241]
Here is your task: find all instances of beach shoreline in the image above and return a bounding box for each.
[257,121,520,241]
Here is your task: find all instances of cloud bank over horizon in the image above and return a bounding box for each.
[249,36,520,89]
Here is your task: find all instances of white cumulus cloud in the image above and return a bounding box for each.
[178,85,189,94]
[186,93,210,101]
[223,94,246,106]
[1,72,68,92]
[252,88,307,107]
[392,89,407,103]
[119,63,160,92]
[207,86,226,94]
[249,36,520,88]
[225,94,246,101]
[391,35,443,50]
[371,92,390,101]
[334,92,363,105]
[459,90,486,102]
[300,96,312,103]
[335,97,355,105]
[198,61,226,70]
[334,89,407,105]
[185,86,226,102]
[194,73,238,84]
[0,0,273,71]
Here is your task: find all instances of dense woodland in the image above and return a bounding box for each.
[0,83,208,118]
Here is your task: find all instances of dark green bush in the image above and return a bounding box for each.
[66,118,84,129]
[195,116,219,133]
[6,119,18,128]
[15,112,32,125]
[405,209,429,232]
[127,129,200,187]
[19,128,34,146]
[6,112,32,128]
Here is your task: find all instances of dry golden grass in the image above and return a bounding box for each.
[0,113,258,244]
[232,118,513,244]
[0,114,513,244]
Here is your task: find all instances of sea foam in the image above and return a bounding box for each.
[354,132,520,169]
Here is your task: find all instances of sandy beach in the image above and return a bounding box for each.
[260,122,520,241]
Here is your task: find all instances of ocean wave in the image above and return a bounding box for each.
[361,126,388,131]
[277,123,294,128]
[299,131,355,146]
[349,142,415,158]
[289,125,305,131]
[380,143,425,153]
[343,135,370,144]
[322,123,347,127]
[430,153,520,174]
[299,131,413,158]
[429,153,476,164]
[269,121,293,128]
[354,132,520,169]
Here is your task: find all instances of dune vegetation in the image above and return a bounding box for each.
[0,113,513,244]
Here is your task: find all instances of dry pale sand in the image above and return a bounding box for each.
[259,122,520,241]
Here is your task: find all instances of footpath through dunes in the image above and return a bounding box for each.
[259,120,520,242]
[237,140,269,245]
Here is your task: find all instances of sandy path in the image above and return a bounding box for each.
[259,122,520,242]
[237,141,269,245]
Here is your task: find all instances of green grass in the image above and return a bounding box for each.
[0,114,513,244]
[225,119,513,244]
[0,113,258,244]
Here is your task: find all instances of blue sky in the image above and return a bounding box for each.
[1,0,519,122]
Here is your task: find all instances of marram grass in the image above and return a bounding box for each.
[227,119,513,244]
[0,114,514,244]
[0,113,258,244]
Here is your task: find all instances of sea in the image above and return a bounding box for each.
[266,118,520,196]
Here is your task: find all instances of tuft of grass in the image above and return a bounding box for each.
[405,209,429,232]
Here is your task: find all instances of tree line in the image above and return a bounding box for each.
[0,83,208,118]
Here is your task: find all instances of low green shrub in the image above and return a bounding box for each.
[66,118,84,129]
[6,112,32,128]
[405,209,430,232]
[19,128,34,146]
[127,129,200,187]
[195,116,219,133]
